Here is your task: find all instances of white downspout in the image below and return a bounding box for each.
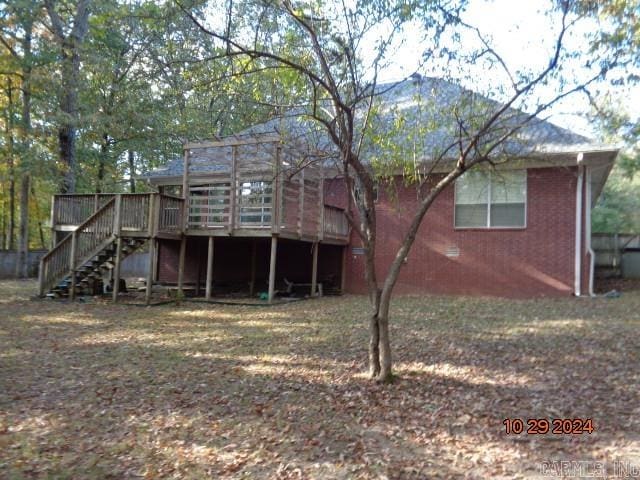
[575,153,584,296]
[585,166,595,296]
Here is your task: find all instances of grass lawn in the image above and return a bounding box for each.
[1,279,639,479]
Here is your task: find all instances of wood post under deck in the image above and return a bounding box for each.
[205,236,214,300]
[145,238,155,305]
[112,195,123,302]
[268,235,278,303]
[341,244,347,294]
[177,236,186,297]
[145,194,156,305]
[69,231,77,301]
[112,237,123,302]
[311,241,318,297]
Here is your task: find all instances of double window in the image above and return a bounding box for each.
[188,183,231,227]
[238,181,272,225]
[454,170,526,228]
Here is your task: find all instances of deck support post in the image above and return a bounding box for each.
[145,194,157,305]
[341,245,347,294]
[205,236,214,300]
[268,235,278,304]
[177,236,186,297]
[145,239,156,305]
[229,146,237,233]
[112,194,123,303]
[311,242,318,297]
[182,147,190,232]
[69,231,77,301]
[112,236,123,303]
[249,239,257,296]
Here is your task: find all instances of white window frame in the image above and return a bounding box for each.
[453,169,527,229]
[188,182,231,228]
[238,180,272,226]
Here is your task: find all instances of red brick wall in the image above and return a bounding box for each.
[334,167,587,297]
[157,238,205,284]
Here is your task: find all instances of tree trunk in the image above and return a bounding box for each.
[368,292,381,378]
[128,150,136,192]
[30,184,46,249]
[46,0,91,194]
[366,289,394,383]
[17,17,34,265]
[59,45,79,193]
[376,288,394,382]
[97,133,108,193]
[5,78,16,250]
[15,173,29,278]
[0,184,6,250]
[8,156,15,251]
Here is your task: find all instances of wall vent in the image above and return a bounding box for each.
[445,246,460,258]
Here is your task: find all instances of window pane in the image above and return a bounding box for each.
[455,171,489,205]
[490,203,525,227]
[238,180,272,225]
[491,171,526,204]
[455,204,488,227]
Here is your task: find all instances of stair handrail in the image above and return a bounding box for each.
[73,196,119,268]
[39,197,116,296]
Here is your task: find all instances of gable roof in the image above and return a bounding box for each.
[142,76,617,183]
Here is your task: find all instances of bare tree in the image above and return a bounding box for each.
[180,0,611,382]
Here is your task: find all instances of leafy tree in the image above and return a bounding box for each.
[181,0,617,382]
[577,0,640,233]
[590,99,640,233]
[592,166,640,233]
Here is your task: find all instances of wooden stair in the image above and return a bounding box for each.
[40,192,185,303]
[47,237,147,298]
[39,195,157,300]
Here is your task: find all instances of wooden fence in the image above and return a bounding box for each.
[593,233,640,279]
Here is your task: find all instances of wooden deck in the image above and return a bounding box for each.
[51,192,350,244]
[44,135,351,304]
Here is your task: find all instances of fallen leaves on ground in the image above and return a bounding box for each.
[1,280,639,479]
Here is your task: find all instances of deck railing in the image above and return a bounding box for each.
[121,194,150,232]
[323,205,350,239]
[74,198,117,264]
[50,192,350,242]
[52,193,183,234]
[53,194,115,226]
[158,195,184,232]
[38,233,74,296]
